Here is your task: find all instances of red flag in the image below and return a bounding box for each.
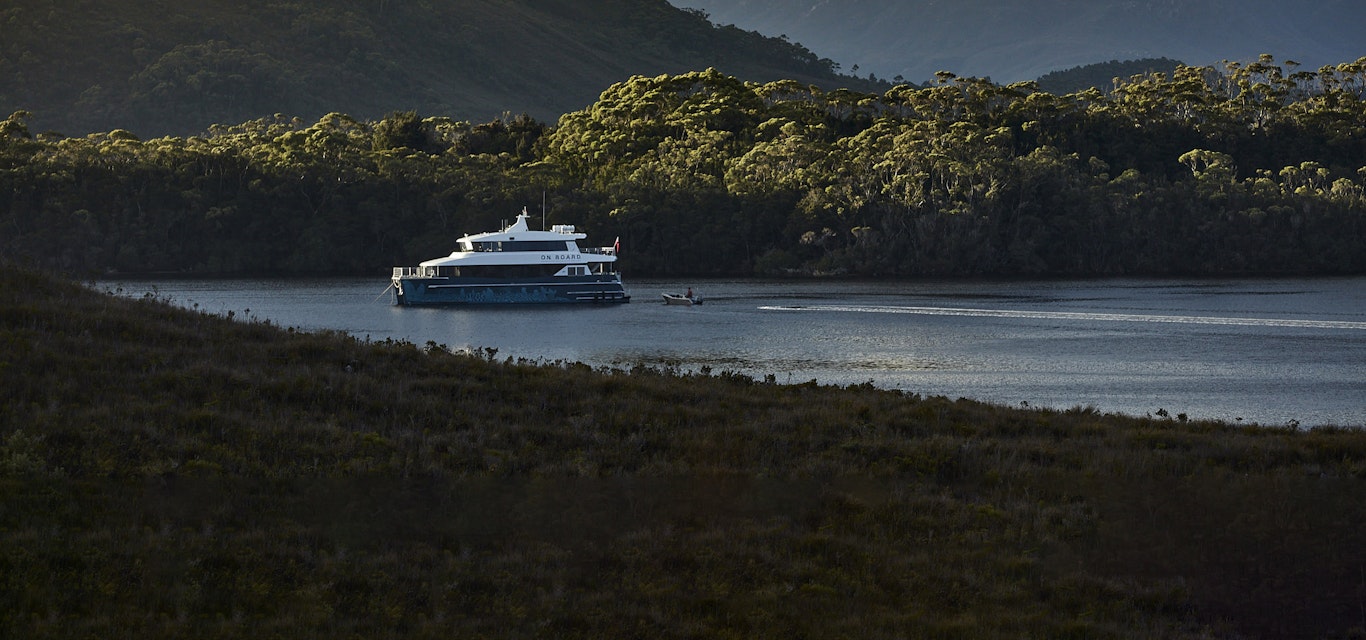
[613,237,620,254]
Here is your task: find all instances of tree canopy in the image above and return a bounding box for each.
[2,56,1365,278]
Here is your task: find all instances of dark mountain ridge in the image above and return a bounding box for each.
[671,0,1366,84]
[0,0,875,137]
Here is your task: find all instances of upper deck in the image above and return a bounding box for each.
[402,209,619,271]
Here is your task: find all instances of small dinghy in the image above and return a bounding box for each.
[662,292,702,305]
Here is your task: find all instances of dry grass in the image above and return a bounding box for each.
[2,263,1365,638]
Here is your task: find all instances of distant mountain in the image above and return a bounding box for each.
[0,0,876,137]
[1036,58,1185,95]
[668,0,1366,84]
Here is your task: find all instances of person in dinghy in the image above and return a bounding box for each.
[662,287,703,305]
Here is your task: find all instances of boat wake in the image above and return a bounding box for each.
[759,304,1366,331]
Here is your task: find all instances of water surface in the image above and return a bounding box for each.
[103,276,1366,428]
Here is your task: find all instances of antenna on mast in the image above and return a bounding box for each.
[541,190,547,230]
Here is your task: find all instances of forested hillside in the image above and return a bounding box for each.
[1036,58,1185,95]
[3,56,1364,278]
[673,0,1366,85]
[0,0,871,137]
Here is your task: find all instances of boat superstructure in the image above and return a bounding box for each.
[392,209,629,305]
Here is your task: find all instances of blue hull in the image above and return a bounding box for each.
[393,277,630,306]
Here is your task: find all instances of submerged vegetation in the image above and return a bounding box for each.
[2,262,1365,638]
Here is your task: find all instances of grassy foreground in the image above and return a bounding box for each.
[2,264,1365,639]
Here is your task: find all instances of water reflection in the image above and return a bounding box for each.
[101,276,1366,427]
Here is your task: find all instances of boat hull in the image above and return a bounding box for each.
[662,293,702,305]
[393,276,630,305]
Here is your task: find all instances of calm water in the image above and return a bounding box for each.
[102,276,1366,428]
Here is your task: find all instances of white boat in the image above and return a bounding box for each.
[662,292,702,305]
[391,209,630,305]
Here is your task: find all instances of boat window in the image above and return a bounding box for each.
[470,241,570,252]
[455,265,563,277]
[509,240,570,252]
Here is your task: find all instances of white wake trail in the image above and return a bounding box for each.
[759,304,1366,330]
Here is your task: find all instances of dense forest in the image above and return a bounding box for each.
[2,56,1366,277]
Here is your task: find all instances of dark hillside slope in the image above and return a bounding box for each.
[673,0,1366,84]
[0,0,869,136]
[3,264,1366,637]
[1036,57,1185,94]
